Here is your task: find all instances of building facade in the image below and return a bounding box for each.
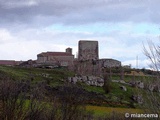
[37,48,74,67]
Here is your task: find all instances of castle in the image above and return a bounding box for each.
[35,40,121,75]
[0,40,121,75]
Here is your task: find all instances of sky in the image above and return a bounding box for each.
[0,0,160,69]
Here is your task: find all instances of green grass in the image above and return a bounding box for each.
[81,83,105,94]
[86,105,143,116]
[1,65,159,119]
[105,82,134,102]
[0,65,74,82]
[0,65,145,109]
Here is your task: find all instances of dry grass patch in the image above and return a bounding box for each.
[86,105,143,116]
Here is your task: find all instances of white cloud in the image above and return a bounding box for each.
[0,29,15,44]
[0,1,159,69]
[3,0,38,9]
[0,26,156,69]
[122,59,151,69]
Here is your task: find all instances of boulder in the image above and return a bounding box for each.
[120,86,127,91]
[132,95,143,104]
[82,76,87,82]
[72,77,78,84]
[119,80,126,84]
[148,84,155,92]
[137,81,144,89]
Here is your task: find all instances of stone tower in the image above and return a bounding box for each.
[78,40,99,61]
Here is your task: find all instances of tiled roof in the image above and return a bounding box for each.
[37,52,73,57]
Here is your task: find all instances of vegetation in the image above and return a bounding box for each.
[0,65,157,119]
[141,41,160,115]
[86,105,143,116]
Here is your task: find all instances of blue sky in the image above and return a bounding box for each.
[50,22,160,35]
[0,0,160,69]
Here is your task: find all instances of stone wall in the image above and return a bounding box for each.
[99,59,121,68]
[78,40,99,61]
[37,51,74,67]
[74,58,121,76]
[74,60,102,76]
[37,55,74,67]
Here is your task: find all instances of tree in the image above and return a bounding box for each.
[143,40,160,72]
[56,84,87,120]
[142,40,160,114]
[0,79,28,120]
[0,78,48,120]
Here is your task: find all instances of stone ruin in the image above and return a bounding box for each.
[75,40,121,76]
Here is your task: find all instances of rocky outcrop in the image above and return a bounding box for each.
[129,80,144,89]
[68,75,104,87]
[132,94,143,104]
[120,86,127,91]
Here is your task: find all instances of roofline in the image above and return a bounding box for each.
[99,58,121,62]
[79,40,98,42]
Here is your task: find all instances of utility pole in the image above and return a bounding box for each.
[136,55,138,69]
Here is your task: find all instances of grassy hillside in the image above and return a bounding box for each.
[0,65,139,108]
[0,65,74,85]
[1,65,151,119]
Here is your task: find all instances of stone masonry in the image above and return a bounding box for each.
[78,40,99,61]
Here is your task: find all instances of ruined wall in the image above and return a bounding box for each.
[99,59,121,68]
[74,60,102,76]
[78,40,99,61]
